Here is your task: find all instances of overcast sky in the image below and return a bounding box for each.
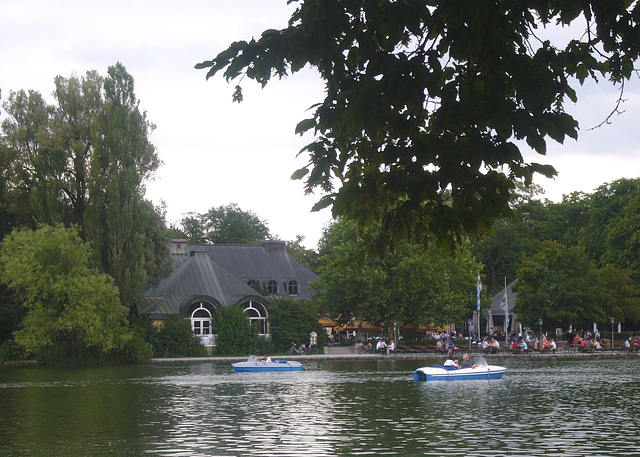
[2,1,640,249]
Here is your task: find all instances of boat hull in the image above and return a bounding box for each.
[232,360,303,372]
[413,365,506,381]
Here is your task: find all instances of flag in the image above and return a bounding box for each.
[476,274,482,311]
[501,290,510,330]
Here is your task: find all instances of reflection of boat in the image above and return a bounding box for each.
[232,356,303,372]
[413,364,506,381]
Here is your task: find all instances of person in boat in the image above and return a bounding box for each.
[443,354,460,369]
[263,354,272,363]
[460,353,478,369]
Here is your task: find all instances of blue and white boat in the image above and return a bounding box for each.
[413,364,506,381]
[232,356,303,372]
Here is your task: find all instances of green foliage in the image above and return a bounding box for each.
[179,203,271,244]
[0,63,169,312]
[0,225,131,364]
[582,178,640,266]
[268,298,324,352]
[150,316,207,358]
[212,305,252,356]
[286,235,319,271]
[516,241,603,329]
[313,219,481,327]
[598,266,640,327]
[198,1,640,252]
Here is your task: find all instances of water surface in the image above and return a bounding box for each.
[1,356,638,456]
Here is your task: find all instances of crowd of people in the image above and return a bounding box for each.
[624,336,640,351]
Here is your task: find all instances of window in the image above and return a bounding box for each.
[242,300,269,335]
[247,279,258,289]
[267,280,278,295]
[190,302,212,335]
[287,280,299,296]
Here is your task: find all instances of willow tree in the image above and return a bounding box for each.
[198,1,640,251]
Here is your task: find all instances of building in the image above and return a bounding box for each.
[136,239,317,346]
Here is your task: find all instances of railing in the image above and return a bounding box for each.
[199,334,217,347]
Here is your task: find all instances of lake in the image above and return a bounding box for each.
[1,355,639,456]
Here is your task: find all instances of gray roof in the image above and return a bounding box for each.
[137,240,317,316]
[182,240,317,300]
[137,250,266,316]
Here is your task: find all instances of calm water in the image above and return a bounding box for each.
[0,356,639,456]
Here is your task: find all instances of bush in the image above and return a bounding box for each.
[152,316,208,358]
[213,306,252,356]
[0,339,25,363]
[269,298,325,352]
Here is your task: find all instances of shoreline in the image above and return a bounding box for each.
[145,349,640,364]
[4,349,638,367]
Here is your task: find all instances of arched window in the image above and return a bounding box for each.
[242,300,269,335]
[267,280,278,295]
[190,301,212,336]
[287,280,299,296]
[247,279,258,289]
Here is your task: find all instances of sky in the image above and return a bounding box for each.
[2,1,640,249]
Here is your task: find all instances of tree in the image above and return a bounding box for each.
[313,219,481,327]
[268,297,323,352]
[0,64,169,310]
[598,265,640,327]
[198,1,640,251]
[390,240,480,327]
[582,178,640,266]
[178,203,271,244]
[600,189,640,277]
[286,235,319,270]
[0,225,129,363]
[515,240,603,330]
[213,305,252,355]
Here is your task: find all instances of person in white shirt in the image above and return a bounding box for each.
[262,354,272,363]
[376,339,388,354]
[443,355,460,369]
[388,341,395,353]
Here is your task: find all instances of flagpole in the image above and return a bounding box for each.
[503,277,508,349]
[477,274,482,342]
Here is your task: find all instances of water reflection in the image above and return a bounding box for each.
[0,357,639,456]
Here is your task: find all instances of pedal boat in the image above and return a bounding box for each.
[232,356,303,372]
[413,364,506,381]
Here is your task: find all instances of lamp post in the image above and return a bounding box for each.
[610,317,615,351]
[468,319,473,349]
[538,318,543,351]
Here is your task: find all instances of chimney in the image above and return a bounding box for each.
[170,239,188,254]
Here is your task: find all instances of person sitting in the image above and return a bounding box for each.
[481,338,490,354]
[549,339,557,353]
[490,338,500,354]
[460,353,478,369]
[376,339,388,354]
[511,339,520,354]
[521,340,529,353]
[443,354,460,369]
[263,354,272,363]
